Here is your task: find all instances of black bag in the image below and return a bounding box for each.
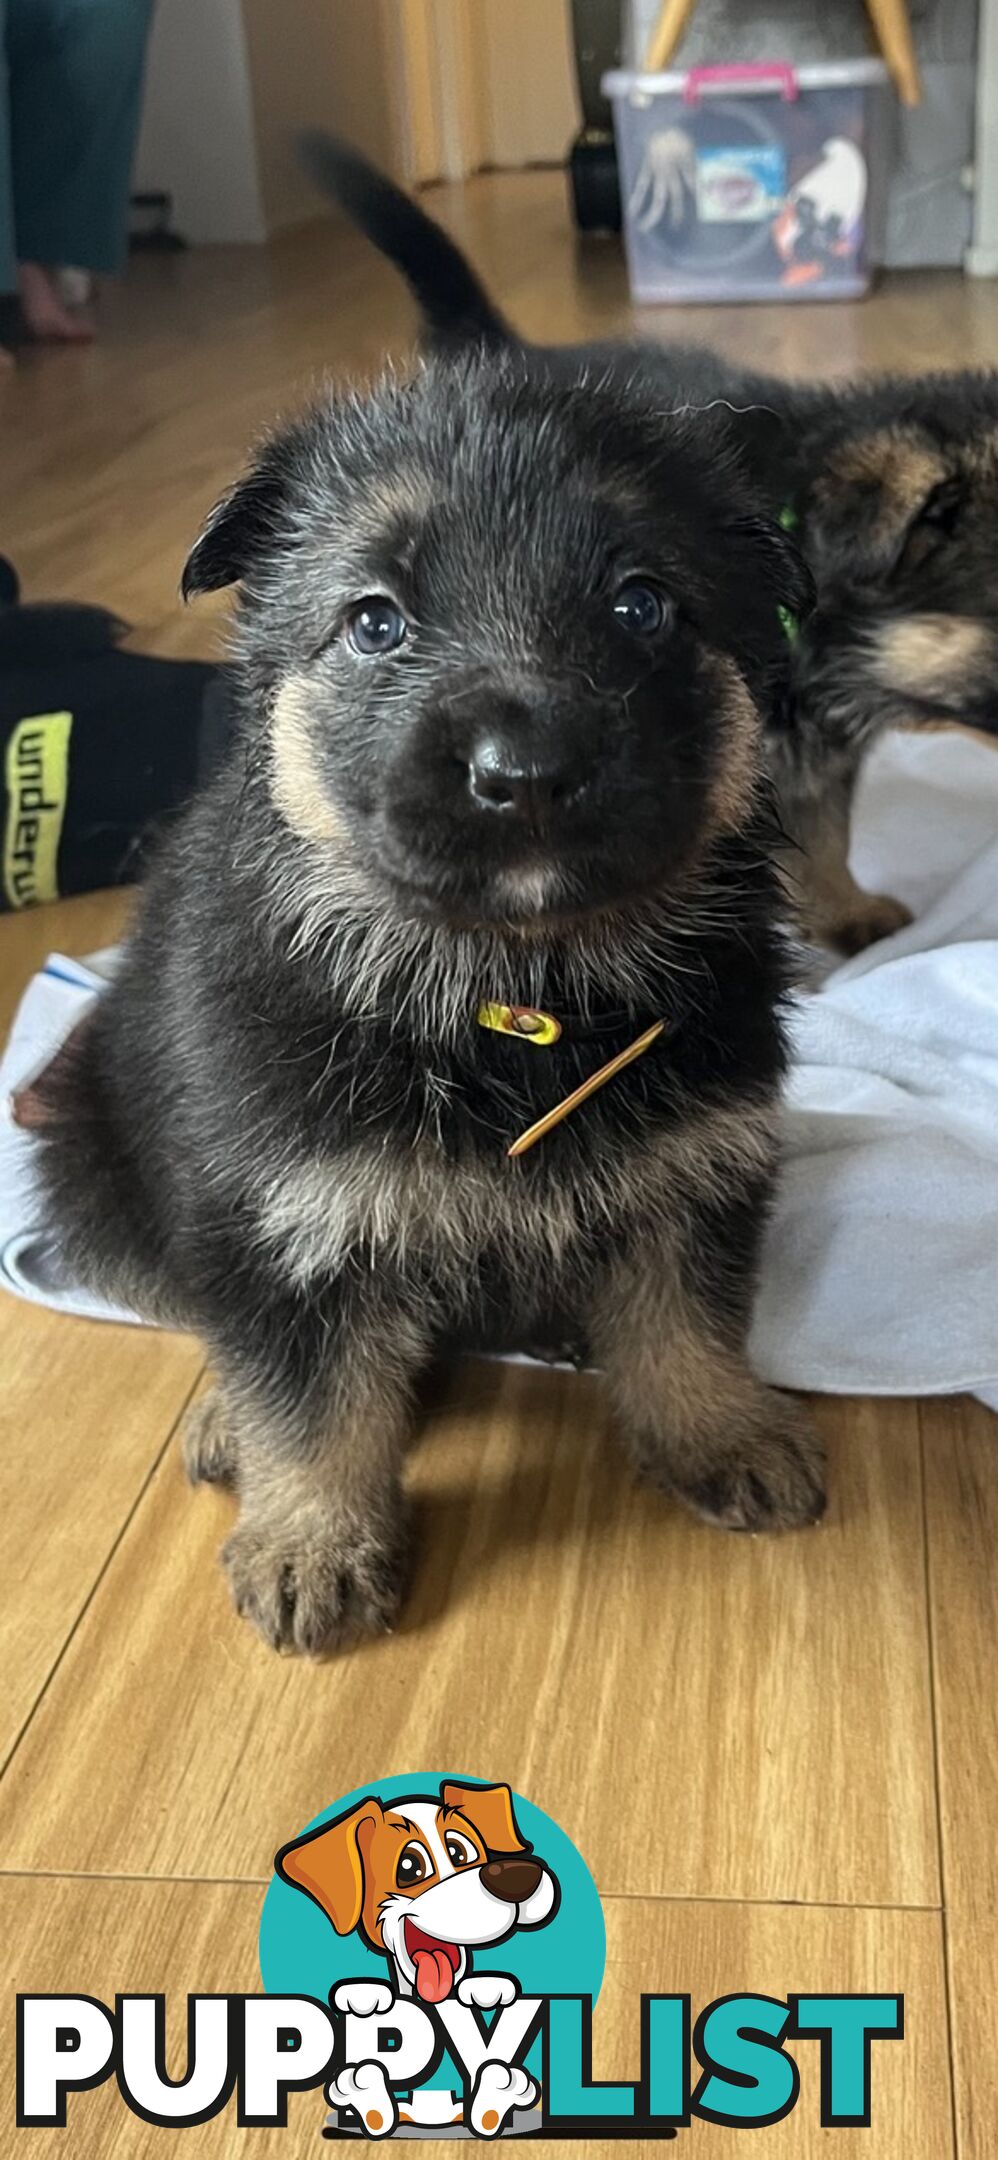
[0,557,229,911]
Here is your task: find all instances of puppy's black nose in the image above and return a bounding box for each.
[480,1857,543,1904]
[469,742,587,823]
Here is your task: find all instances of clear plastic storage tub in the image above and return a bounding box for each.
[603,60,890,302]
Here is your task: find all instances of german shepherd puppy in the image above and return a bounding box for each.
[713,368,998,952]
[32,142,823,1655]
[318,144,998,956]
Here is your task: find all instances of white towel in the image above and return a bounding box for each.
[2,729,997,1407]
[0,951,140,1325]
[750,727,998,1410]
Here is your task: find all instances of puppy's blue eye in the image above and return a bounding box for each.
[347,597,408,655]
[613,580,670,638]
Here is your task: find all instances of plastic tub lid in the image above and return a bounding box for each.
[603,59,890,96]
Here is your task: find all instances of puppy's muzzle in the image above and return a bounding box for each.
[480,1857,543,1904]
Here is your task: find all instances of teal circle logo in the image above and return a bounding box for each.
[259,1773,604,2009]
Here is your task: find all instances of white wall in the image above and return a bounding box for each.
[135,0,265,244]
[136,0,406,244]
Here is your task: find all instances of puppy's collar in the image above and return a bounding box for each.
[477,1001,668,1158]
[477,1000,658,1048]
[778,502,801,647]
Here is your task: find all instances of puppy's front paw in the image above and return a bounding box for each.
[222,1504,406,1654]
[828,892,912,956]
[183,1390,239,1488]
[677,1400,827,1534]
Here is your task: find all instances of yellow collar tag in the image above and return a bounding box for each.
[477,1001,562,1047]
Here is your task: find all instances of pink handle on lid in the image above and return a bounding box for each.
[682,63,800,105]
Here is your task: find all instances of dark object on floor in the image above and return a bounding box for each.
[0,557,224,909]
[569,128,622,232]
[129,189,187,252]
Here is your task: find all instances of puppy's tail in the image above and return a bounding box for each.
[298,132,511,349]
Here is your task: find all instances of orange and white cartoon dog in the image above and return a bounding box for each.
[277,1781,558,2136]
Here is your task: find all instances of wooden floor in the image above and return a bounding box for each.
[3,172,998,2156]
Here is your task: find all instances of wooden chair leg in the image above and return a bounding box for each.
[864,0,922,105]
[642,0,921,105]
[643,0,699,74]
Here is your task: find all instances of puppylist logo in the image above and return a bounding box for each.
[16,1774,904,2139]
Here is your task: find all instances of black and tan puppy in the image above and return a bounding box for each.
[33,146,823,1654]
[745,375,998,950]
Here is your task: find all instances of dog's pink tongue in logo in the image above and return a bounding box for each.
[406,1921,460,2003]
[414,1947,455,2003]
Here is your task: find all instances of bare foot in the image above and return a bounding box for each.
[18,262,94,344]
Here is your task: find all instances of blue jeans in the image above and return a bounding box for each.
[0,0,154,292]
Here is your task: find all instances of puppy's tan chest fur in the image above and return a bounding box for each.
[255,1100,775,1291]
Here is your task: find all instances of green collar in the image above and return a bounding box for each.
[777,502,800,645]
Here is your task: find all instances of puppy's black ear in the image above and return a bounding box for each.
[733,513,815,623]
[181,462,285,599]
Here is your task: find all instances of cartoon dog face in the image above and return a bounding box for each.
[276,1782,558,2004]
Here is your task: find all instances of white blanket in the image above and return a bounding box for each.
[751,728,998,1408]
[2,729,997,1407]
